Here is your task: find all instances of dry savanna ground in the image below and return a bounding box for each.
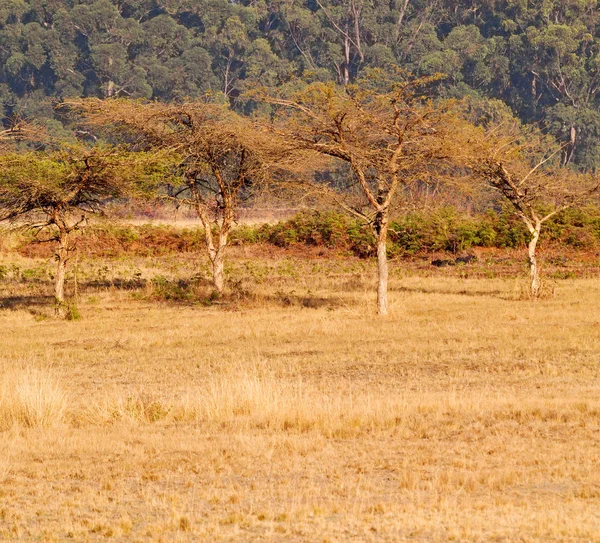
[0,245,600,542]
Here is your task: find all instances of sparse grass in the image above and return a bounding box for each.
[1,247,600,541]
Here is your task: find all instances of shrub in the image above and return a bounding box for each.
[10,206,600,259]
[389,214,425,254]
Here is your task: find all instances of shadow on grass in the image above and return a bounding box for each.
[390,284,511,300]
[0,295,55,311]
[80,278,147,290]
[131,275,347,309]
[0,277,347,313]
[145,288,345,310]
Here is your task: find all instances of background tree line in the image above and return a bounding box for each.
[2,0,600,171]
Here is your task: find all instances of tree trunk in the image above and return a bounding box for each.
[528,227,541,298]
[195,205,221,293]
[374,211,389,316]
[563,125,577,166]
[343,29,351,85]
[55,229,70,318]
[211,248,226,294]
[106,79,115,98]
[350,0,364,63]
[211,225,230,293]
[395,0,410,40]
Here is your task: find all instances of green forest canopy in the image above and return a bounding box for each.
[2,0,600,170]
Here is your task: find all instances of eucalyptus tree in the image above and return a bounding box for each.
[3,0,600,172]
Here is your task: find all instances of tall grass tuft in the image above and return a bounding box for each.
[175,366,410,436]
[0,367,69,430]
[0,441,11,481]
[88,391,171,423]
[196,367,295,422]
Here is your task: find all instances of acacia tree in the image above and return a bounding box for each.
[258,75,456,315]
[0,122,25,150]
[0,118,46,151]
[72,99,282,293]
[0,145,141,316]
[468,123,598,297]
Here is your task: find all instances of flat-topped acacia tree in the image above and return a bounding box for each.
[467,122,599,298]
[0,118,45,148]
[0,145,141,317]
[0,122,27,151]
[72,99,283,294]
[256,74,458,315]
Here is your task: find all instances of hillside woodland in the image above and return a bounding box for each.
[2,0,600,170]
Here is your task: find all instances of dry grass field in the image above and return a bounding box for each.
[1,246,600,542]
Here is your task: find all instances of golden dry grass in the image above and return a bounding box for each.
[0,365,68,430]
[0,250,599,541]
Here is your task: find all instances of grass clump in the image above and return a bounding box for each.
[0,367,68,430]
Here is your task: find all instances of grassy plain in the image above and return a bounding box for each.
[0,244,600,542]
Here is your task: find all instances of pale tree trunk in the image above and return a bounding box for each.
[563,125,577,166]
[373,210,389,316]
[106,79,115,98]
[350,0,364,64]
[54,228,70,318]
[395,0,410,40]
[190,169,240,295]
[210,232,229,294]
[211,252,225,293]
[196,205,230,294]
[343,31,351,85]
[527,223,541,298]
[106,57,115,98]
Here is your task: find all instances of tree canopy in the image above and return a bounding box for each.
[258,73,460,314]
[71,98,289,292]
[0,143,149,314]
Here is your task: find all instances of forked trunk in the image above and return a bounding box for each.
[528,227,541,298]
[54,229,70,317]
[374,211,389,316]
[197,202,229,294]
[205,227,229,294]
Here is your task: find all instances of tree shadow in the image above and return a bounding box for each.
[81,278,147,291]
[148,288,346,310]
[0,295,55,311]
[391,285,510,300]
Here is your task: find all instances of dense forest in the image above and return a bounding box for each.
[1,0,600,170]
